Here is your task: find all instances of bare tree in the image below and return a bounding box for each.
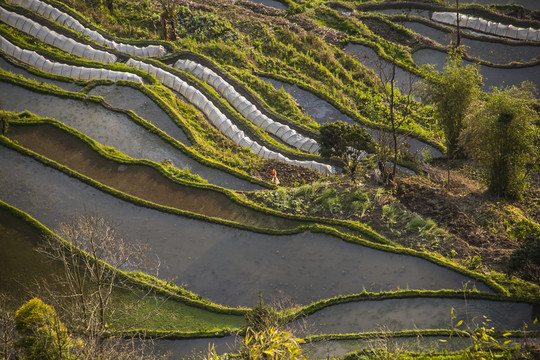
[36,214,162,358]
[375,56,416,188]
[0,295,20,360]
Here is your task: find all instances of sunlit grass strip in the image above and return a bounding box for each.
[305,329,540,342]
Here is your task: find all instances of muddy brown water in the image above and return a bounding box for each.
[88,85,192,146]
[8,123,301,230]
[399,21,540,65]
[412,48,540,91]
[0,80,262,191]
[0,145,493,307]
[262,75,443,160]
[0,56,83,92]
[295,298,540,336]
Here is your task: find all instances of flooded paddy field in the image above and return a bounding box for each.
[0,80,261,191]
[88,84,192,146]
[7,123,302,230]
[412,48,540,91]
[295,298,540,336]
[0,145,493,307]
[398,21,540,64]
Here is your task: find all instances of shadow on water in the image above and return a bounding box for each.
[0,80,261,191]
[412,48,540,92]
[88,84,192,146]
[0,145,492,307]
[399,21,540,65]
[8,123,302,230]
[294,298,540,336]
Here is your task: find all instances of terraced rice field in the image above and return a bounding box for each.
[1,0,539,358]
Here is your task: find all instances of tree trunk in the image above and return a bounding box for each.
[390,64,398,189]
[160,11,169,40]
[456,0,461,47]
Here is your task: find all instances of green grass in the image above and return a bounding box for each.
[111,290,245,332]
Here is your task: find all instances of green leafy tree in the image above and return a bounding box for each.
[317,121,375,181]
[421,49,482,155]
[15,298,74,360]
[460,83,539,199]
[420,49,482,186]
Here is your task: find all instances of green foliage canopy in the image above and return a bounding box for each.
[15,298,74,360]
[317,121,375,181]
[461,83,539,199]
[420,49,482,155]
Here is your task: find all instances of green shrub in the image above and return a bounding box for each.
[15,298,74,360]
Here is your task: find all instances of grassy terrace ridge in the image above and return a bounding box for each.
[304,329,540,343]
[4,114,385,240]
[0,132,518,299]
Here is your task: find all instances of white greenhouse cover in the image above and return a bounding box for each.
[0,34,142,83]
[126,58,334,174]
[175,59,320,154]
[6,0,167,58]
[0,7,117,63]
[432,12,540,42]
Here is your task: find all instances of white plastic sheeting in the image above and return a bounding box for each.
[6,0,167,58]
[0,7,117,63]
[126,58,334,174]
[175,59,320,154]
[432,12,540,42]
[0,35,142,82]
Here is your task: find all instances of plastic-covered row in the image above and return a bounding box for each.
[0,6,117,63]
[175,59,320,154]
[6,0,167,58]
[432,12,540,42]
[126,58,334,174]
[0,35,142,82]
